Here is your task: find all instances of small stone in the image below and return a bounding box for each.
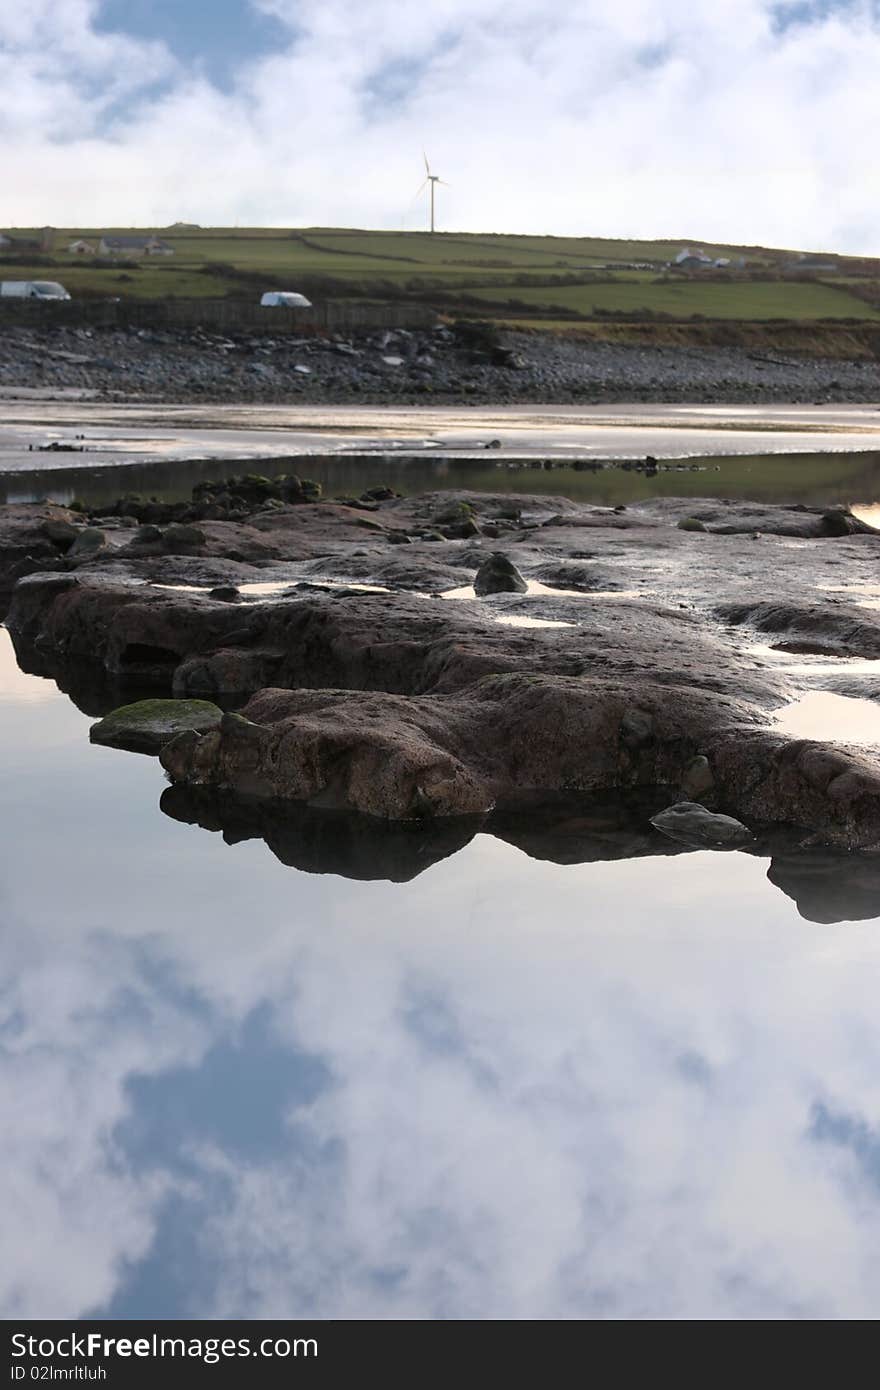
[473,552,528,596]
[163,523,206,551]
[650,801,752,848]
[68,527,107,557]
[41,519,79,547]
[133,524,163,544]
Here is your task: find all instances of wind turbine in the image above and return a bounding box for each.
[416,153,448,234]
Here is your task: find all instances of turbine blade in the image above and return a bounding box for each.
[423,151,431,175]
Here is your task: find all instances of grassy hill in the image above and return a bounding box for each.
[2,226,880,332]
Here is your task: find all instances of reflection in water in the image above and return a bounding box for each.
[851,503,880,529]
[5,632,880,1318]
[774,691,880,746]
[4,446,880,511]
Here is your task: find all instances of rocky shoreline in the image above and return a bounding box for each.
[4,476,880,868]
[0,321,878,405]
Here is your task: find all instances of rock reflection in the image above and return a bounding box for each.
[160,782,880,924]
[767,853,880,924]
[160,783,482,883]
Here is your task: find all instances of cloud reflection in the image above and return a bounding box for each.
[4,638,880,1318]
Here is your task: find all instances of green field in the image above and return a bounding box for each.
[463,279,880,322]
[2,225,879,325]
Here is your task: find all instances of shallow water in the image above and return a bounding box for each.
[2,400,880,478]
[4,444,880,513]
[774,691,880,746]
[5,628,880,1320]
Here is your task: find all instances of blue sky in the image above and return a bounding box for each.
[1,1,879,250]
[95,0,289,89]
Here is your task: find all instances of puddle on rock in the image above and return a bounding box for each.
[774,691,880,745]
[747,643,880,676]
[494,615,575,629]
[150,578,391,598]
[441,580,644,601]
[238,579,391,596]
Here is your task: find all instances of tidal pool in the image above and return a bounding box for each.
[4,443,880,514]
[4,629,880,1320]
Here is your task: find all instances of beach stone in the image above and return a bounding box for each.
[90,698,223,755]
[650,801,752,848]
[68,527,107,557]
[474,552,528,596]
[163,523,206,551]
[41,519,80,547]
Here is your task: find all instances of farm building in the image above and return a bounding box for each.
[0,233,41,252]
[673,247,713,270]
[68,239,97,254]
[98,235,175,257]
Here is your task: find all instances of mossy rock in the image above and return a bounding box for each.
[677,517,708,533]
[89,698,223,755]
[163,522,206,551]
[67,527,107,558]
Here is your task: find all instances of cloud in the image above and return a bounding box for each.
[0,0,878,249]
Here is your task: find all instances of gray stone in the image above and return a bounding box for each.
[163,523,206,551]
[473,552,528,596]
[41,519,80,547]
[68,527,107,558]
[650,801,752,848]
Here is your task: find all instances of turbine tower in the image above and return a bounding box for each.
[416,153,448,234]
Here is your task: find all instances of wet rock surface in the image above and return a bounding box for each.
[6,484,880,846]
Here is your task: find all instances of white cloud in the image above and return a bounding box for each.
[1,1,879,250]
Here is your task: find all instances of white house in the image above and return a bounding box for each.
[98,235,175,258]
[674,247,712,267]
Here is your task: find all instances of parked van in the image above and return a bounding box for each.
[260,291,311,308]
[0,280,71,300]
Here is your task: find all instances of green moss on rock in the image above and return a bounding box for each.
[89,698,223,755]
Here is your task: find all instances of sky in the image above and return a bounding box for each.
[1,1,879,252]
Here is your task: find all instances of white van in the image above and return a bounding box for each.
[0,280,71,300]
[260,291,312,308]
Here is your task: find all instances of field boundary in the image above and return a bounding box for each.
[0,297,437,334]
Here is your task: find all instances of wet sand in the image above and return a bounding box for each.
[1,400,879,471]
